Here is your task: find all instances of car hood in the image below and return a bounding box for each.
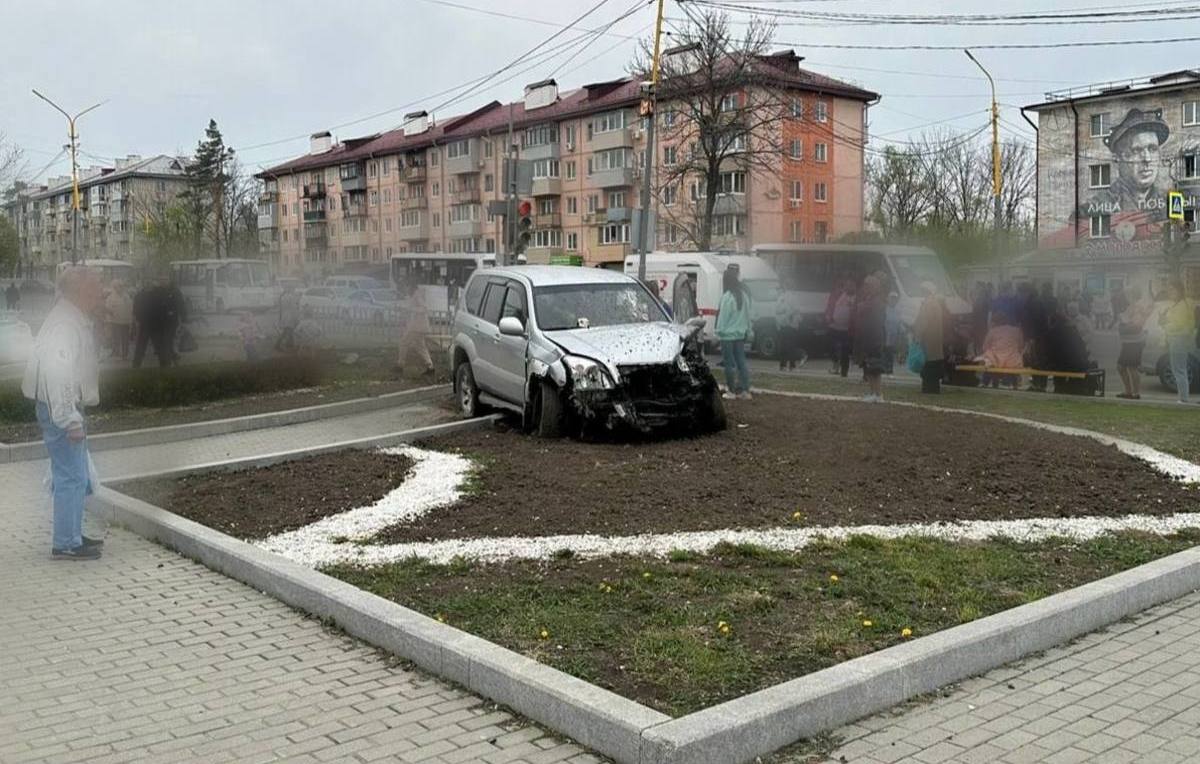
[546,322,688,370]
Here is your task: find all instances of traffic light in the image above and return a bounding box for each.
[515,200,533,256]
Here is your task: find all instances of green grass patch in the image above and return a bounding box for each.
[326,530,1200,716]
[754,372,1200,464]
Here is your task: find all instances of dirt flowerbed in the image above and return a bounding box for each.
[329,532,1200,716]
[375,395,1197,544]
[120,450,414,540]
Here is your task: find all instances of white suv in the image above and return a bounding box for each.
[449,266,725,436]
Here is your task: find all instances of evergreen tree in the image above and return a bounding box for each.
[183,119,235,258]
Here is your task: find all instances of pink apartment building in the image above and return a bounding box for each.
[257,52,876,275]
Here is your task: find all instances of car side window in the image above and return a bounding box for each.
[502,284,528,325]
[480,282,507,326]
[464,277,486,316]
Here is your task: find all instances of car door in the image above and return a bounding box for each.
[491,282,530,404]
[470,280,509,397]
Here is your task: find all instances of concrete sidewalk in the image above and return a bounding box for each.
[0,453,598,762]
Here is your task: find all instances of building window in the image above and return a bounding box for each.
[790,99,804,119]
[367,161,378,178]
[538,198,557,215]
[1090,213,1111,238]
[789,181,803,203]
[814,182,828,202]
[382,159,390,175]
[1183,153,1200,180]
[432,183,440,197]
[566,161,577,180]
[532,229,563,248]
[383,189,391,203]
[430,148,439,167]
[587,195,599,213]
[608,191,626,209]
[1090,113,1111,138]
[731,134,747,152]
[663,184,678,206]
[1184,101,1200,127]
[662,110,677,128]
[712,215,745,237]
[601,223,630,244]
[663,146,677,166]
[814,221,828,243]
[433,213,441,228]
[532,159,560,178]
[790,220,803,242]
[665,224,679,245]
[369,190,378,206]
[566,232,579,251]
[789,139,803,160]
[484,174,494,192]
[446,140,472,159]
[814,142,828,163]
[814,101,828,123]
[566,196,578,214]
[690,181,706,201]
[720,94,738,113]
[523,124,558,148]
[1089,163,1112,188]
[402,210,421,227]
[592,110,627,136]
[719,171,746,194]
[484,139,493,158]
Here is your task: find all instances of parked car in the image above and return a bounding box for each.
[339,289,400,324]
[449,266,726,437]
[299,286,345,313]
[0,316,33,365]
[324,275,387,292]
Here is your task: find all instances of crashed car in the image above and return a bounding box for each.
[449,265,726,436]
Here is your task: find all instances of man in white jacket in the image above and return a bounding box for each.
[22,267,104,560]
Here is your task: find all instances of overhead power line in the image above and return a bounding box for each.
[410,0,640,38]
[691,0,1200,25]
[771,34,1200,51]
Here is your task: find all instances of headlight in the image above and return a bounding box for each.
[676,353,690,373]
[564,355,614,390]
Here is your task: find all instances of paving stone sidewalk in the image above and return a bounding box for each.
[1,425,598,763]
[807,591,1200,764]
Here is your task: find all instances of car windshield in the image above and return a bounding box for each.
[744,279,781,303]
[534,283,665,331]
[888,254,955,299]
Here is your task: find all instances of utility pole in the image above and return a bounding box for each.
[964,50,1002,261]
[32,90,105,266]
[636,0,667,283]
[505,103,517,266]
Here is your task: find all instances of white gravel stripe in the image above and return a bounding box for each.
[255,445,472,568]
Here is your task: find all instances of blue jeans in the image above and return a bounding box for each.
[1168,335,1194,403]
[36,402,93,550]
[721,339,751,394]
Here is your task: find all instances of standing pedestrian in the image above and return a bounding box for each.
[158,274,186,367]
[131,280,155,369]
[1159,277,1196,404]
[5,281,20,311]
[774,276,804,371]
[1116,285,1152,400]
[276,284,301,353]
[21,267,104,560]
[827,277,854,377]
[883,291,901,375]
[396,282,434,377]
[716,266,753,400]
[238,312,263,362]
[854,275,887,402]
[105,280,133,361]
[914,281,947,394]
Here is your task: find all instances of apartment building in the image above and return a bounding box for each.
[258,52,876,274]
[1018,69,1200,294]
[4,154,190,275]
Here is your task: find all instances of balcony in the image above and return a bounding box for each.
[257,212,279,229]
[400,196,428,210]
[522,141,560,162]
[534,212,562,229]
[259,189,279,203]
[405,165,427,182]
[606,207,633,223]
[445,141,481,176]
[713,194,747,216]
[398,221,431,241]
[451,188,481,205]
[590,167,634,189]
[584,210,608,225]
[302,183,326,199]
[532,177,562,197]
[447,219,484,238]
[590,126,633,152]
[340,174,367,192]
[342,201,368,218]
[303,209,326,223]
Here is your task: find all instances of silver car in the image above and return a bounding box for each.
[449,266,726,436]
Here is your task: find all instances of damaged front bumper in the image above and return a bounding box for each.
[570,362,716,432]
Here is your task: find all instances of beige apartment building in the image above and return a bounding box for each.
[4,154,190,275]
[258,53,876,275]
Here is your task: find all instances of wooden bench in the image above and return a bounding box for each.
[952,365,1106,397]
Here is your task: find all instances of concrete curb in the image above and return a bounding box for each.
[93,419,669,764]
[91,404,1200,764]
[0,384,448,464]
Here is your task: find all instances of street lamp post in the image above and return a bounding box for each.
[31,90,105,266]
[636,0,667,283]
[964,50,1002,262]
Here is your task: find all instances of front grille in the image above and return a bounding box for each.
[617,363,691,400]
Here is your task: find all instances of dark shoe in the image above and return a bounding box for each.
[1116,393,1132,399]
[51,546,102,561]
[81,535,104,548]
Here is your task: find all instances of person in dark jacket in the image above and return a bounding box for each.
[132,275,187,368]
[854,275,887,402]
[4,281,19,311]
[1021,283,1052,391]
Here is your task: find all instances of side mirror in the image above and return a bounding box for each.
[498,316,525,337]
[684,316,707,332]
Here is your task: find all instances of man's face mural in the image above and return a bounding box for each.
[1116,130,1161,192]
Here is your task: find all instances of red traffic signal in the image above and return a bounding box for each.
[517,200,532,217]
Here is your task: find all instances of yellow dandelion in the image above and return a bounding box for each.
[643,571,652,580]
[829,574,840,583]
[539,628,550,640]
[862,620,873,628]
[717,620,732,635]
[792,511,804,521]
[901,627,913,638]
[436,613,446,623]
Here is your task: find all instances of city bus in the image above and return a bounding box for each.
[56,259,138,287]
[388,252,496,313]
[170,258,279,313]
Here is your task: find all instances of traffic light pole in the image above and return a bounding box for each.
[635,0,667,283]
[964,50,1002,263]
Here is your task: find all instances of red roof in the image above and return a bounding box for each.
[259,65,875,178]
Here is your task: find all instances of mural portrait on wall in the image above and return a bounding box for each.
[1081,107,1173,244]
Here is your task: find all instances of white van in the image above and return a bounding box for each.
[171,259,279,313]
[753,244,970,331]
[390,252,496,314]
[57,259,137,287]
[623,252,783,354]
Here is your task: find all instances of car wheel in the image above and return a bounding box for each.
[698,386,728,433]
[757,330,779,359]
[455,362,481,418]
[535,379,564,438]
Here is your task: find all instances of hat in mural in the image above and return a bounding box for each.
[1104,108,1170,151]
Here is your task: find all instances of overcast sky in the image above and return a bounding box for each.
[1,0,1193,182]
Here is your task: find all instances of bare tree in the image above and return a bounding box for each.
[637,10,786,250]
[867,145,935,235]
[999,138,1035,231]
[0,133,25,193]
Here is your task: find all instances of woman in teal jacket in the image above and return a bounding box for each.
[715,266,753,399]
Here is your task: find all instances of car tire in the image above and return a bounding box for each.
[455,362,482,419]
[535,379,564,438]
[757,330,779,359]
[698,386,728,433]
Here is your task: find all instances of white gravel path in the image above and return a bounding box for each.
[255,393,1199,567]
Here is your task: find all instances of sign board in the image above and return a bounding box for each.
[549,254,584,266]
[1169,191,1185,221]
